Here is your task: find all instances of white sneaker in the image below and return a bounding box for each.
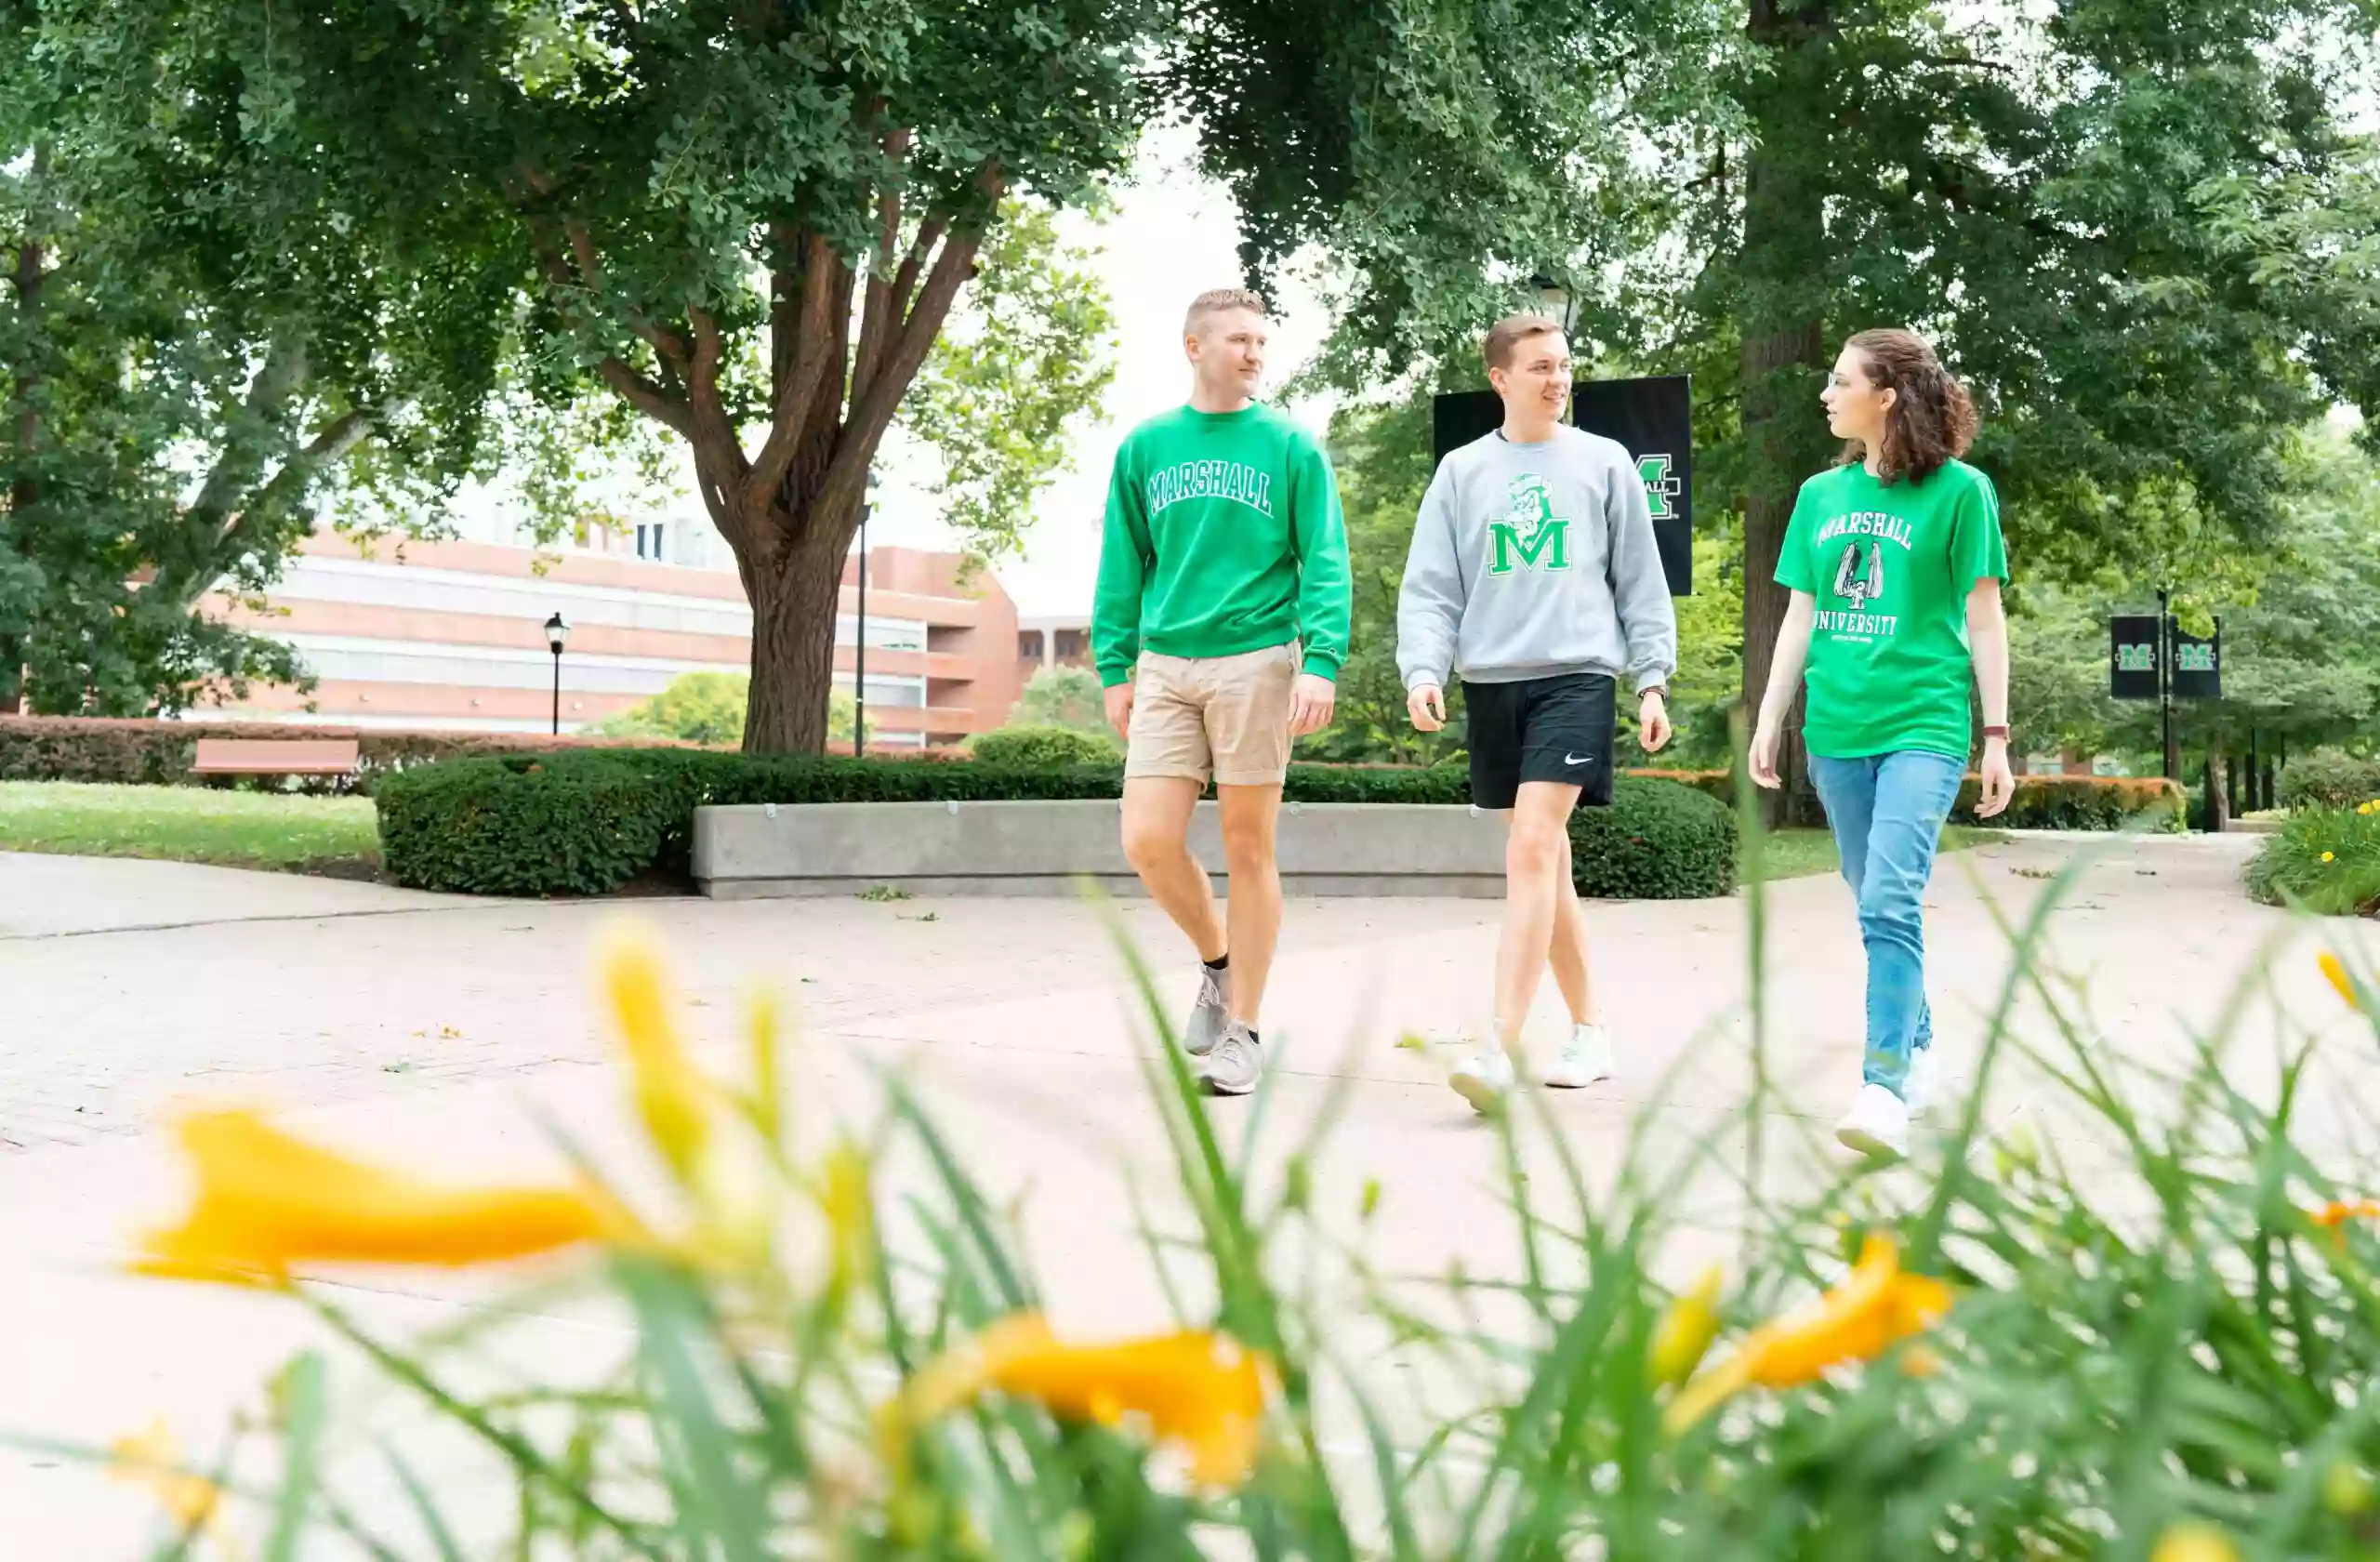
[1837,1083,1911,1158]
[1544,1023,1615,1089]
[1203,1023,1263,1096]
[1184,963,1230,1058]
[1903,1047,1941,1119]
[1449,1042,1517,1116]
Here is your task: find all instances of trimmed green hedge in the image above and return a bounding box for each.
[968,725,1118,766]
[1633,766,2186,832]
[1570,775,1738,899]
[0,715,688,795]
[375,749,1731,898]
[1951,774,2186,832]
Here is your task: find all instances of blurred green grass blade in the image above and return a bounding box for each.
[385,1448,466,1562]
[262,1351,325,1562]
[618,1260,771,1562]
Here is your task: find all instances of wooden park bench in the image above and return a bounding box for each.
[190,737,363,784]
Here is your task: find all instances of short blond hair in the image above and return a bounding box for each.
[1484,313,1564,372]
[1184,287,1268,336]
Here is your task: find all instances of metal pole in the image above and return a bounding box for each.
[550,648,561,735]
[853,504,868,757]
[2159,586,2177,783]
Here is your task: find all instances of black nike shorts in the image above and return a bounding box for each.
[1463,672,1618,811]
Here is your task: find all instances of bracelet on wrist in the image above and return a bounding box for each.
[1983,724,2010,741]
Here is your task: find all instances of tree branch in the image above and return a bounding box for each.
[155,396,395,616]
[850,125,914,407]
[748,230,845,502]
[599,357,696,437]
[826,163,1007,521]
[564,216,692,366]
[184,340,312,540]
[684,306,746,472]
[1905,48,2016,76]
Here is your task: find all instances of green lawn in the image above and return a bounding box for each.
[1753,825,2003,883]
[0,781,380,874]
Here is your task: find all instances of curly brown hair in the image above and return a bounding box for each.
[1841,327,1978,485]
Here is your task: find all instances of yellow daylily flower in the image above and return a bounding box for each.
[1648,1264,1725,1388]
[2323,851,2338,864]
[602,924,718,1185]
[110,1420,223,1534]
[888,1314,1267,1487]
[2311,1198,2380,1239]
[745,985,785,1145]
[819,1140,875,1294]
[139,1108,626,1284]
[1665,1235,1951,1433]
[2320,951,2360,1008]
[2150,1520,2240,1562]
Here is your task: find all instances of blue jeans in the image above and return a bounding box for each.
[1807,751,1967,1100]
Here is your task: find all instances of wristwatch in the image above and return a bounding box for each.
[1640,684,1669,702]
[1983,724,2010,741]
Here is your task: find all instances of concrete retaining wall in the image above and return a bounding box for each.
[693,799,1510,899]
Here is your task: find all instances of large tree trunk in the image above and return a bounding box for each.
[738,493,864,755]
[1737,0,1837,827]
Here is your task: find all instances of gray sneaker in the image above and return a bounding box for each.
[1185,963,1231,1057]
[1204,1022,1263,1096]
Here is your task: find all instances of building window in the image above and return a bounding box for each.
[1018,629,1044,661]
[634,523,668,562]
[833,672,926,708]
[835,615,926,653]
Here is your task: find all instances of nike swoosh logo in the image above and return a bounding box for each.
[1564,753,1593,766]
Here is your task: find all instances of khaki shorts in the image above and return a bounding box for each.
[1125,643,1299,788]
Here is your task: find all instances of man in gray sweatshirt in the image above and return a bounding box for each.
[1397,313,1679,1114]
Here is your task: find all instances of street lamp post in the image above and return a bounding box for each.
[544,612,570,735]
[1528,274,1578,429]
[1529,272,1580,335]
[853,500,868,758]
[853,470,879,757]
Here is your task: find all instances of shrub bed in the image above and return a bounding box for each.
[1572,775,1739,899]
[2281,748,2380,814]
[0,715,686,794]
[375,748,1733,898]
[2248,801,2380,916]
[1951,773,2185,831]
[1635,766,2184,831]
[967,724,1118,766]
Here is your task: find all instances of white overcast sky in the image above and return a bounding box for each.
[870,124,1340,616]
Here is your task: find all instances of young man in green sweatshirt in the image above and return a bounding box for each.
[1091,287,1353,1097]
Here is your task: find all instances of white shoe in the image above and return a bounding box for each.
[1903,1047,1941,1119]
[1836,1082,1911,1159]
[1544,1023,1615,1089]
[1449,1042,1517,1116]
[1203,1023,1263,1097]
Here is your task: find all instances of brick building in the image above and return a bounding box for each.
[208,528,1026,746]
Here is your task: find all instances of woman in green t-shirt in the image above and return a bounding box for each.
[1748,327,2016,1159]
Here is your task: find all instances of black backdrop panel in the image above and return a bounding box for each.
[1431,376,1692,595]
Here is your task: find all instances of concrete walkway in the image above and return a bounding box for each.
[0,831,2366,1552]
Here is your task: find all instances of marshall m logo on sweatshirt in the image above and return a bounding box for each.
[1488,474,1573,576]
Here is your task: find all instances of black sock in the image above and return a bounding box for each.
[1203,953,1229,972]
